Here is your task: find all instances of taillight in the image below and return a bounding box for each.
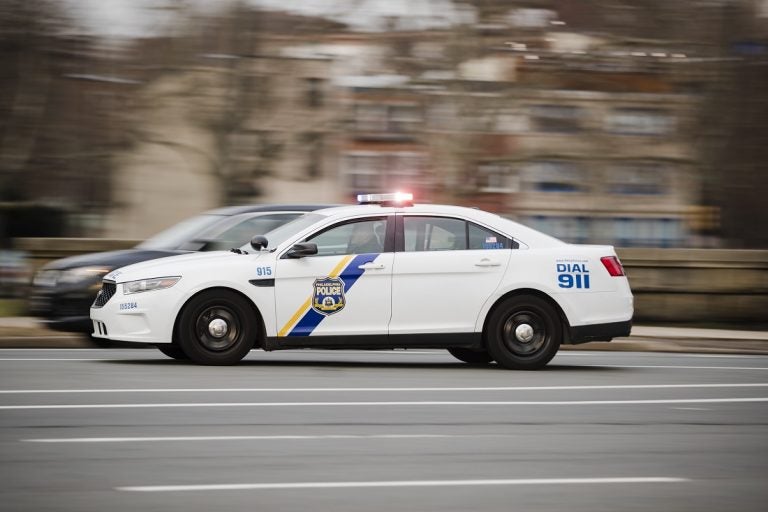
[601,256,625,277]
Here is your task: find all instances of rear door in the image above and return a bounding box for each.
[389,215,513,336]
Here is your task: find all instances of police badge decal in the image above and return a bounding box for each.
[312,277,346,315]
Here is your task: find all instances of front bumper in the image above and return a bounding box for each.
[90,283,181,345]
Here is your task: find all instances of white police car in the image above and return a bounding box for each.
[90,193,633,369]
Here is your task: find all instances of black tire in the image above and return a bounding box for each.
[485,295,562,370]
[156,344,188,360]
[176,289,257,365]
[447,347,494,365]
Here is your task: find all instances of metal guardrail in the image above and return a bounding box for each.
[11,238,768,324]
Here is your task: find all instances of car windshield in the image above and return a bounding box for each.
[239,213,327,252]
[136,214,226,250]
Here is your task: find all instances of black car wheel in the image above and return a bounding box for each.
[447,347,494,365]
[176,290,257,365]
[485,295,562,370]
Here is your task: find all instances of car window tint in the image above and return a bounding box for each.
[206,214,300,251]
[307,218,387,256]
[468,222,516,250]
[404,217,467,252]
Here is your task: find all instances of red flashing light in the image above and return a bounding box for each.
[601,256,625,277]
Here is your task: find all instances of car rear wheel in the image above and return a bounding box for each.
[156,344,188,360]
[485,295,562,370]
[447,347,494,365]
[176,290,257,365]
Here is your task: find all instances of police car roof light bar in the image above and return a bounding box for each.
[357,192,414,206]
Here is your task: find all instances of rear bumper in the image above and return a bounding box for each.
[569,320,632,344]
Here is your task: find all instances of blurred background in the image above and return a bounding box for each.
[1,0,767,322]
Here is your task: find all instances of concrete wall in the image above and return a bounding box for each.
[617,248,768,324]
[16,238,768,325]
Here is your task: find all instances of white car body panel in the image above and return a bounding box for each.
[391,249,511,335]
[91,203,633,352]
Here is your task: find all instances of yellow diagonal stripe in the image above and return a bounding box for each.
[277,255,354,337]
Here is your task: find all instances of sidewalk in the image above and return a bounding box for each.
[561,325,768,355]
[1,317,767,354]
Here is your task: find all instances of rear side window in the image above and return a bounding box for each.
[404,217,465,251]
[468,222,517,250]
[402,216,516,252]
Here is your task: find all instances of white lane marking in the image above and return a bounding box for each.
[2,398,767,410]
[556,352,764,359]
[0,358,120,362]
[24,434,480,443]
[2,383,768,394]
[0,348,109,351]
[117,476,689,492]
[584,365,768,371]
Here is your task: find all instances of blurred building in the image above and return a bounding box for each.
[79,1,744,247]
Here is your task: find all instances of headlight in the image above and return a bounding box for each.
[122,276,181,295]
[57,267,113,285]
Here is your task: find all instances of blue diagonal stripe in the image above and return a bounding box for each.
[288,253,380,337]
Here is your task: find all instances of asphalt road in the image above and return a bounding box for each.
[1,347,767,512]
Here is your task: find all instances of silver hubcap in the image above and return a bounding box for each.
[515,323,535,343]
[208,318,229,338]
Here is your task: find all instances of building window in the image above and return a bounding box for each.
[477,163,517,193]
[521,161,587,193]
[389,105,421,133]
[608,162,666,195]
[606,108,674,135]
[522,215,589,244]
[343,152,425,195]
[495,111,530,133]
[354,103,421,135]
[306,78,323,108]
[522,215,683,246]
[301,133,323,179]
[530,105,583,133]
[613,217,683,247]
[355,104,388,132]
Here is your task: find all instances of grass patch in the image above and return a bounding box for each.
[0,299,27,317]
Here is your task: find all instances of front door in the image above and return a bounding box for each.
[274,216,393,343]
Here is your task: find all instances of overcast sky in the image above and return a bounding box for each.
[61,0,475,38]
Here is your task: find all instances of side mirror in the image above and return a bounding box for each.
[286,242,318,258]
[250,235,269,251]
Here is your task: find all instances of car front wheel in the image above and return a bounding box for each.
[176,290,257,365]
[485,295,562,370]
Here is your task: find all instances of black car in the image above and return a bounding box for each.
[30,204,330,335]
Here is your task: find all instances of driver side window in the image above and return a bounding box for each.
[306,218,388,256]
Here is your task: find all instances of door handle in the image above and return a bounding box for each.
[475,259,501,267]
[358,263,385,270]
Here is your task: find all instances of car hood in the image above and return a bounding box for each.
[104,250,267,282]
[41,249,187,271]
